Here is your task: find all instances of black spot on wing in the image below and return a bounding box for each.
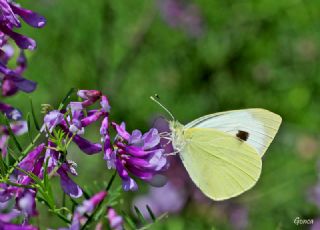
[236,130,249,141]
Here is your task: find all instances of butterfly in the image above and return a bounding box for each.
[151,97,282,201]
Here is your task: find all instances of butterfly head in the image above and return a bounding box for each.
[169,120,185,152]
[150,95,186,152]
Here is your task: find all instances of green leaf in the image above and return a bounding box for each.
[43,157,55,206]
[3,115,22,152]
[7,147,19,161]
[58,88,76,110]
[121,210,137,230]
[15,166,42,185]
[106,170,117,191]
[134,206,147,224]
[29,98,40,131]
[146,205,156,222]
[26,112,33,144]
[106,186,122,206]
[0,152,7,175]
[3,180,35,189]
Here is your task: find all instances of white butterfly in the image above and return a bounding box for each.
[152,97,282,200]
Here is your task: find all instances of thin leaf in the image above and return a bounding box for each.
[26,112,33,144]
[3,115,22,152]
[146,205,156,222]
[43,157,55,207]
[106,186,122,206]
[4,180,35,189]
[138,213,169,230]
[134,206,147,224]
[43,157,50,189]
[15,166,42,185]
[0,152,7,175]
[29,98,40,131]
[106,170,117,191]
[121,210,137,230]
[36,196,50,206]
[154,212,168,222]
[7,147,18,161]
[58,88,76,110]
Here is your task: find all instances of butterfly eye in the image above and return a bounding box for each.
[236,130,249,141]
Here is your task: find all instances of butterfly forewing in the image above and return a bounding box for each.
[185,109,282,156]
[180,128,262,201]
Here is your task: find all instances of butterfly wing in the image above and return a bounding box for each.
[180,127,262,201]
[185,109,282,156]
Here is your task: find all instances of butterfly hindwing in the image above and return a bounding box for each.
[180,127,262,201]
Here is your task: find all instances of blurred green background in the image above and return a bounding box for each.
[5,0,320,229]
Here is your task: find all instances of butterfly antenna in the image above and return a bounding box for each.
[150,96,175,120]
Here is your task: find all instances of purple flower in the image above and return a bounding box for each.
[308,182,320,209]
[0,183,15,202]
[107,208,123,230]
[18,143,45,172]
[0,0,45,98]
[229,205,248,230]
[40,90,110,155]
[77,90,102,107]
[0,102,22,120]
[100,95,111,113]
[100,116,114,169]
[76,191,107,215]
[0,120,27,156]
[63,191,107,230]
[0,46,36,96]
[61,121,103,155]
[9,3,46,28]
[43,141,83,198]
[58,167,83,199]
[41,110,64,133]
[312,219,320,230]
[16,190,38,217]
[0,189,38,229]
[158,0,204,38]
[0,0,46,49]
[133,182,186,218]
[0,209,20,223]
[110,122,167,191]
[41,108,104,155]
[0,223,38,230]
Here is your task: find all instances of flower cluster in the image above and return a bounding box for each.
[40,90,109,198]
[63,191,109,230]
[0,0,46,97]
[0,0,46,49]
[0,1,46,162]
[0,119,27,157]
[0,101,27,158]
[0,89,168,228]
[41,90,167,193]
[0,2,169,229]
[106,122,167,191]
[1,144,44,207]
[0,197,37,229]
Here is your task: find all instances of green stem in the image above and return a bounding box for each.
[4,180,35,189]
[37,196,71,224]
